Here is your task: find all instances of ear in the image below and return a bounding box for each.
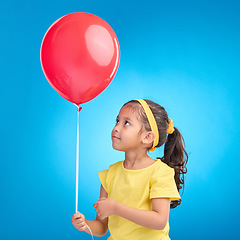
[142,131,156,145]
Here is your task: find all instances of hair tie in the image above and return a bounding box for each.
[167,118,174,134]
[136,99,159,152]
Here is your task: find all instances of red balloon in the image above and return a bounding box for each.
[40,12,120,106]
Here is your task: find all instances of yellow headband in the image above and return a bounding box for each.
[136,99,159,152]
[136,100,175,151]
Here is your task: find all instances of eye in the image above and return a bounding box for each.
[125,121,130,126]
[116,118,119,124]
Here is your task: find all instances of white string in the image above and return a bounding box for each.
[75,104,94,240]
[86,224,94,240]
[75,109,79,213]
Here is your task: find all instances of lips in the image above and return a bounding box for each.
[112,135,120,140]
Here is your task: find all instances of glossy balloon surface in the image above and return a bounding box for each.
[40,12,120,105]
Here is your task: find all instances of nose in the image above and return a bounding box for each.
[113,124,119,132]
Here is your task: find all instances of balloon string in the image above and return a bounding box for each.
[75,108,79,213]
[86,224,94,240]
[75,105,94,240]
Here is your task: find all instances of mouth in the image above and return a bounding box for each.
[112,135,120,140]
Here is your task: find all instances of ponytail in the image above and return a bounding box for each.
[160,127,188,208]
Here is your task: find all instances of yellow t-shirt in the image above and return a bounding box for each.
[98,159,180,240]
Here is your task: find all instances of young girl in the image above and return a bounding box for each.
[71,99,188,240]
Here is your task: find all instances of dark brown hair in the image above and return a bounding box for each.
[124,100,188,208]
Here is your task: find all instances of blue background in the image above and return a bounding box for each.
[1,0,239,239]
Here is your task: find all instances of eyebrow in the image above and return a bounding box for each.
[125,117,132,122]
[116,116,133,122]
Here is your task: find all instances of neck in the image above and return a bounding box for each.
[124,149,151,168]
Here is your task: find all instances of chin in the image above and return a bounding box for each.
[112,144,125,152]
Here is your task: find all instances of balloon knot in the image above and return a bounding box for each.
[74,104,82,112]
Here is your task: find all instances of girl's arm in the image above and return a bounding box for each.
[95,196,170,230]
[115,198,170,230]
[72,185,108,237]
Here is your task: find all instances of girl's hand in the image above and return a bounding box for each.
[93,198,117,219]
[71,211,88,232]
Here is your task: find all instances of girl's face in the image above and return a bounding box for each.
[111,105,146,152]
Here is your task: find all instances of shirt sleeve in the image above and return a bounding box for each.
[150,165,180,201]
[98,170,109,193]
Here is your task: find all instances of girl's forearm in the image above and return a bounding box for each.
[85,219,108,237]
[114,202,166,230]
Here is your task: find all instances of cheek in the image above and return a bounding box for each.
[124,133,139,145]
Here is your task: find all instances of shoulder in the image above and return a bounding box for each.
[98,161,123,193]
[109,161,123,171]
[162,160,174,171]
[99,161,122,172]
[151,159,174,178]
[99,161,123,178]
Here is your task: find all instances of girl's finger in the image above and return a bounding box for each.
[98,198,106,201]
[79,226,87,231]
[74,212,80,219]
[75,213,84,221]
[77,221,85,227]
[79,214,85,219]
[79,222,87,230]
